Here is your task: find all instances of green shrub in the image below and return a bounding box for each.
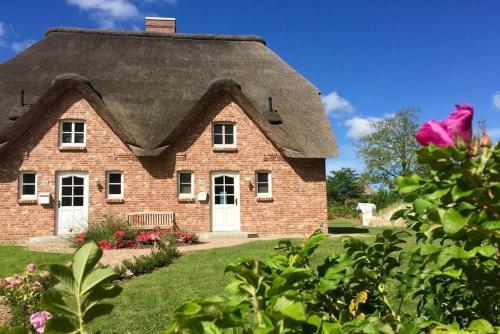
[116,244,178,278]
[69,215,138,249]
[328,202,359,219]
[164,137,499,332]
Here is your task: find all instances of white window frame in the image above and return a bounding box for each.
[19,171,37,200]
[212,122,236,148]
[177,171,194,198]
[106,171,124,200]
[60,120,86,147]
[256,171,272,198]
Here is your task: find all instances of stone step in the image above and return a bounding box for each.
[29,235,69,244]
[198,232,259,240]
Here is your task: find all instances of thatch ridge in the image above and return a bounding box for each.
[0,27,338,158]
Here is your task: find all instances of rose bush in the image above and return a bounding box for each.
[163,104,498,333]
[0,263,51,328]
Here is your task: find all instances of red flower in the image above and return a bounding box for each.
[113,230,126,239]
[126,240,134,248]
[98,240,112,250]
[74,232,87,244]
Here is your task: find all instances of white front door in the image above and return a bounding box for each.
[56,172,89,235]
[211,172,240,232]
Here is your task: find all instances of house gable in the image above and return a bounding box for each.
[1,90,132,172]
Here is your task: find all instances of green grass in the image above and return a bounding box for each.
[1,231,416,334]
[0,245,72,277]
[88,234,415,334]
[328,218,359,227]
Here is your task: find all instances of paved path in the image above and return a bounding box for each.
[22,234,370,267]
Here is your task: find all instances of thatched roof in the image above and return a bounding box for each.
[0,27,337,158]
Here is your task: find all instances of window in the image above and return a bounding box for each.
[178,171,194,198]
[60,121,85,146]
[19,172,37,200]
[107,172,124,199]
[213,123,236,147]
[256,171,272,197]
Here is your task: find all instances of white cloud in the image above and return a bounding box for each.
[67,0,139,28]
[0,22,5,38]
[344,116,380,139]
[11,39,35,53]
[67,0,179,28]
[492,92,500,111]
[321,91,354,116]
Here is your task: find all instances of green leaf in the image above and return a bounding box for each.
[44,317,78,334]
[482,220,500,231]
[72,242,103,287]
[180,302,202,315]
[437,246,477,268]
[412,199,432,214]
[0,328,31,334]
[83,303,114,322]
[442,208,468,235]
[41,290,79,317]
[423,296,441,321]
[468,319,494,333]
[322,322,343,334]
[451,185,474,201]
[477,244,496,258]
[397,174,422,193]
[425,188,451,200]
[273,296,306,321]
[80,266,118,296]
[420,243,441,256]
[44,264,75,293]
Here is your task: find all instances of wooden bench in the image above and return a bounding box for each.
[127,211,175,229]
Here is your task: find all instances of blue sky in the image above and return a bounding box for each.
[1,0,499,175]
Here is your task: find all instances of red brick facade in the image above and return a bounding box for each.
[0,91,328,241]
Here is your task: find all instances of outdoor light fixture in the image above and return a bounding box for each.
[245,177,253,186]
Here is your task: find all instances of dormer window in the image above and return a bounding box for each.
[60,120,85,147]
[213,123,236,148]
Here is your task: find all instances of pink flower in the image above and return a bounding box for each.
[26,263,36,272]
[149,232,160,241]
[6,278,21,289]
[415,104,474,147]
[30,311,53,334]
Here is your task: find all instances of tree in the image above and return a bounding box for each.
[355,108,421,187]
[326,167,365,204]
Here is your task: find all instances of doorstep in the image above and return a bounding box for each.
[29,235,70,244]
[198,232,259,240]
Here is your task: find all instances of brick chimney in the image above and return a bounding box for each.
[145,17,176,33]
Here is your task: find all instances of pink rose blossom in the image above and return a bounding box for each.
[415,104,474,147]
[30,311,53,334]
[26,263,36,272]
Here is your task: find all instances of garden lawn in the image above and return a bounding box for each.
[0,245,71,277]
[88,233,416,334]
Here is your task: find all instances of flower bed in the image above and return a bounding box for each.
[69,215,199,250]
[0,263,52,330]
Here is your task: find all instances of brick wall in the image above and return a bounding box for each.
[0,91,328,240]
